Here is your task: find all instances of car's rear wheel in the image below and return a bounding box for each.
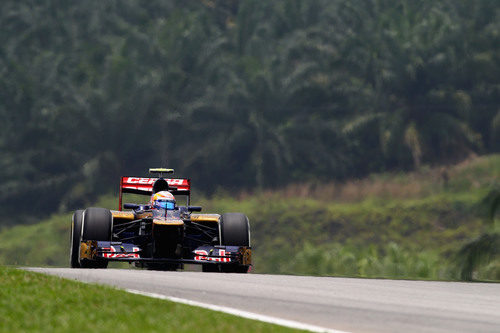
[70,210,83,268]
[218,213,251,273]
[80,207,113,268]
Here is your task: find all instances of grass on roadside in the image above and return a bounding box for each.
[0,266,300,333]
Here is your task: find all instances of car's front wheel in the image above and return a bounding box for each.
[70,210,83,268]
[80,207,113,268]
[218,213,251,273]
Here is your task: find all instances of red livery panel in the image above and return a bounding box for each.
[121,177,190,192]
[119,177,191,210]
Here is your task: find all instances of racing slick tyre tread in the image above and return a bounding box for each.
[82,207,113,241]
[81,207,113,268]
[70,210,83,268]
[219,213,251,273]
[220,213,250,246]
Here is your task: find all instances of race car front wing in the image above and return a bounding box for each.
[79,241,252,266]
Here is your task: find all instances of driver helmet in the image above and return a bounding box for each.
[150,191,176,211]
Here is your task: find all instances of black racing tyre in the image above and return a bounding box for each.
[82,207,113,241]
[70,210,83,268]
[81,207,113,268]
[220,213,250,246]
[219,213,251,273]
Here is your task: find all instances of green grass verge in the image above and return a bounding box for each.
[0,266,299,332]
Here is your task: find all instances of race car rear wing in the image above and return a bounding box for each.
[118,176,191,210]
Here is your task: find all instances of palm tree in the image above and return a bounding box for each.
[337,0,482,169]
[179,1,348,189]
[182,69,295,190]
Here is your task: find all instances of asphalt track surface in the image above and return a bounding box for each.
[27,268,500,333]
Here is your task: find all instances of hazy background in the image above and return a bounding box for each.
[0,0,498,280]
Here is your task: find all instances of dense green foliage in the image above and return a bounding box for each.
[1,0,499,220]
[1,155,498,280]
[0,266,297,332]
[457,186,500,280]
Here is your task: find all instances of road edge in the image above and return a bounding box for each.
[126,288,349,333]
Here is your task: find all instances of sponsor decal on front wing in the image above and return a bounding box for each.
[98,242,141,258]
[194,249,231,262]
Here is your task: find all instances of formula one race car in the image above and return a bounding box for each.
[70,168,251,272]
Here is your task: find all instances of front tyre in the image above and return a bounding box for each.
[220,213,250,246]
[82,207,113,242]
[70,210,83,268]
[80,207,113,268]
[219,213,251,273]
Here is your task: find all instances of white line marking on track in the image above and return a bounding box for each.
[126,288,349,333]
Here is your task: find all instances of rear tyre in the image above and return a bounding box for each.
[219,213,251,273]
[81,207,113,268]
[70,210,83,268]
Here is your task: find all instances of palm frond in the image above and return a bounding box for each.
[342,113,383,135]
